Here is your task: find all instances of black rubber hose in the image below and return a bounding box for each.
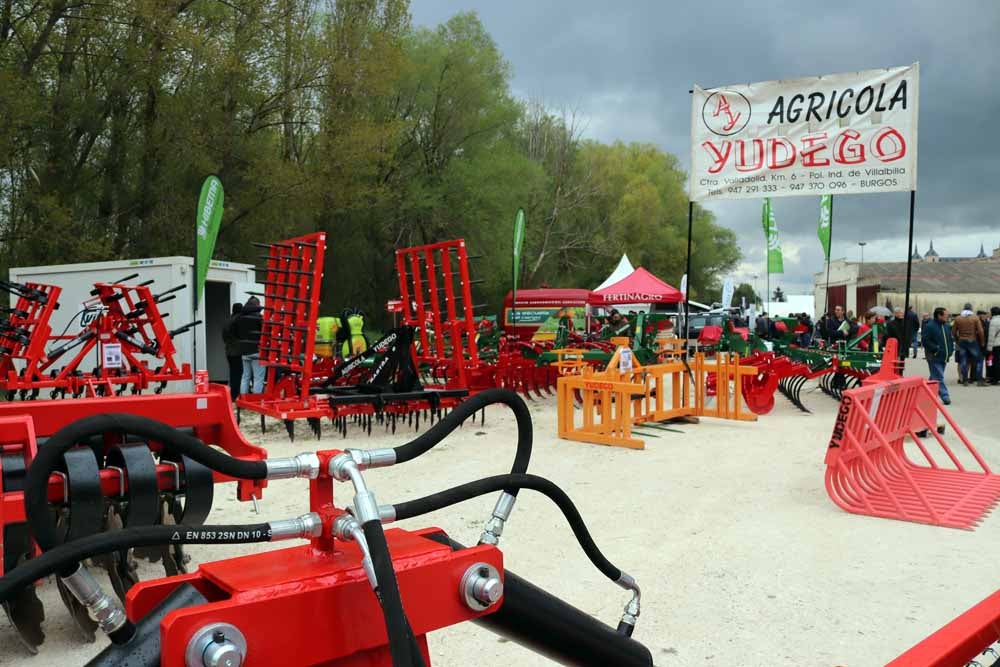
[393,474,622,583]
[425,533,653,667]
[24,413,267,567]
[362,521,426,667]
[392,389,532,496]
[0,523,273,603]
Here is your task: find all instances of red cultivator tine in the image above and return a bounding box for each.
[824,375,1000,529]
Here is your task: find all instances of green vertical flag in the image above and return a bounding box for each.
[818,194,832,260]
[761,198,784,274]
[195,175,224,307]
[512,208,526,292]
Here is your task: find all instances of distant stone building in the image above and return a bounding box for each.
[813,241,1000,317]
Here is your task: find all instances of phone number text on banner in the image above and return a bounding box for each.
[690,64,919,202]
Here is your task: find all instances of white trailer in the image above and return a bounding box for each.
[9,257,261,390]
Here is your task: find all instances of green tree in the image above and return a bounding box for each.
[732,282,758,307]
[0,3,742,329]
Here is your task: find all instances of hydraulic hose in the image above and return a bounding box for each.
[24,413,267,569]
[425,533,653,667]
[393,474,622,583]
[362,520,427,667]
[392,389,532,494]
[0,523,274,604]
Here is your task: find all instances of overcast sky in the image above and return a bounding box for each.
[411,1,1000,295]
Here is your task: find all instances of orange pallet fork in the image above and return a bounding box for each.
[824,374,1000,530]
[556,348,756,450]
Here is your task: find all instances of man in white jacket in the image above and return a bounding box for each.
[989,307,1000,385]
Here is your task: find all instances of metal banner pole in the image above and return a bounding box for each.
[684,200,693,347]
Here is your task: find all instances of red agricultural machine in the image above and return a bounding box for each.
[0,274,271,652]
[0,390,653,666]
[234,234,471,441]
[825,340,1000,664]
[0,276,197,400]
[236,235,569,441]
[736,345,882,415]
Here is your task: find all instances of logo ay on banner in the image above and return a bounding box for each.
[690,64,919,201]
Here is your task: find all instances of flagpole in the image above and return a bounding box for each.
[765,199,770,315]
[193,221,199,375]
[683,200,693,347]
[902,190,916,361]
[823,195,834,318]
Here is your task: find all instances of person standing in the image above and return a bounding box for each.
[977,310,991,381]
[821,305,852,344]
[923,307,953,404]
[988,306,1000,385]
[951,303,986,386]
[885,307,913,361]
[222,303,243,401]
[755,311,771,339]
[236,296,265,395]
[906,307,921,358]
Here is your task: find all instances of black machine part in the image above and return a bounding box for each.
[426,533,653,667]
[84,583,207,667]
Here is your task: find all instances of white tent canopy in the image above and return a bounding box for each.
[595,254,634,291]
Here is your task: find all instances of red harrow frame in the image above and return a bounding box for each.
[235,234,470,440]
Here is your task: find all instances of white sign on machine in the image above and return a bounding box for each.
[102,343,123,369]
[690,64,919,201]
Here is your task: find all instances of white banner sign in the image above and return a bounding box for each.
[690,64,919,201]
[721,276,734,308]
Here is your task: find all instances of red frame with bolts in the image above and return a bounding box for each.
[126,448,503,667]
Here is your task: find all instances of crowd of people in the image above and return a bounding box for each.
[811,302,1000,405]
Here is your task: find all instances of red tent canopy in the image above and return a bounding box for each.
[588,267,685,305]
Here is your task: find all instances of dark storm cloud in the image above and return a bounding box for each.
[411,1,1000,292]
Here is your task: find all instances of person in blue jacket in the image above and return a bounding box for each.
[922,307,954,405]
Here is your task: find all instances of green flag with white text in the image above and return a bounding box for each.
[818,194,832,260]
[513,208,526,292]
[195,176,224,307]
[761,198,784,274]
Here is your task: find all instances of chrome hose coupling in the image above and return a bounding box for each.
[332,514,378,590]
[342,448,397,472]
[328,453,380,525]
[264,452,321,480]
[616,572,642,632]
[269,512,323,540]
[479,491,516,546]
[60,564,128,636]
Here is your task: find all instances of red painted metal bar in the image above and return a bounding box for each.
[423,247,446,360]
[124,447,503,667]
[455,240,479,366]
[887,589,1000,667]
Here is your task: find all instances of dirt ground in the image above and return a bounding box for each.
[2,357,999,666]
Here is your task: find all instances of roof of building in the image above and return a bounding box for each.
[977,243,988,259]
[924,240,939,258]
[859,260,1000,293]
[911,244,921,260]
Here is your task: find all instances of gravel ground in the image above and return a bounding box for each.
[2,357,999,666]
